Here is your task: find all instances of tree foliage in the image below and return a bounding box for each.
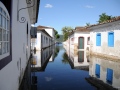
[55,34,60,39]
[62,26,73,41]
[98,13,112,23]
[86,23,91,26]
[54,29,60,39]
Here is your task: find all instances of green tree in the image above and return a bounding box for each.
[86,23,91,26]
[61,26,73,41]
[56,34,60,39]
[98,13,112,23]
[54,29,60,39]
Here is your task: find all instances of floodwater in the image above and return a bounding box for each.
[19,44,120,90]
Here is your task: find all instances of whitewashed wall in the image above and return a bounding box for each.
[69,34,74,50]
[35,31,52,50]
[45,28,55,44]
[90,21,120,58]
[0,0,32,90]
[74,32,90,50]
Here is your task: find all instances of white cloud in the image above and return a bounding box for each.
[85,5,94,8]
[45,77,52,82]
[45,4,53,8]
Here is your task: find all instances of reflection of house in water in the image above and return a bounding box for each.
[49,45,55,62]
[88,56,120,89]
[30,46,54,90]
[31,47,53,71]
[68,50,89,71]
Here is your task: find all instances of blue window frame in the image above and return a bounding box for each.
[96,33,101,46]
[106,68,113,84]
[95,64,100,78]
[108,32,114,47]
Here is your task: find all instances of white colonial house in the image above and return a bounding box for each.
[37,25,55,45]
[34,27,53,51]
[89,17,120,59]
[68,27,90,52]
[0,0,40,90]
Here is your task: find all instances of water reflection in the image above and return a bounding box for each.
[63,44,89,71]
[87,56,120,90]
[62,52,69,64]
[52,45,60,62]
[68,51,89,71]
[19,60,31,90]
[19,46,55,90]
[31,47,53,72]
[20,44,96,90]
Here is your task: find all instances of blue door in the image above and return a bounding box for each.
[95,64,100,78]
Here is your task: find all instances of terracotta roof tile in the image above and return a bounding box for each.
[75,27,90,32]
[37,27,52,38]
[37,25,54,29]
[87,16,120,28]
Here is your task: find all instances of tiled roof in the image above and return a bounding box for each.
[75,27,90,32]
[37,25,54,29]
[37,27,52,38]
[69,27,90,36]
[87,16,120,28]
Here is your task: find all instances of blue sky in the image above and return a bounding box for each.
[35,0,120,34]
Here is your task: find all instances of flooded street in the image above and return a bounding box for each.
[19,44,120,90]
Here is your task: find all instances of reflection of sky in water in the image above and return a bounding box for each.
[45,77,53,82]
[20,44,96,90]
[33,45,96,90]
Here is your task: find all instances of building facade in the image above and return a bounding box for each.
[89,17,120,59]
[37,25,55,45]
[35,28,53,50]
[67,27,90,54]
[0,0,40,90]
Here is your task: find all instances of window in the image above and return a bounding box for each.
[108,32,114,47]
[106,68,113,84]
[95,64,100,78]
[96,33,101,46]
[0,2,10,59]
[87,37,90,45]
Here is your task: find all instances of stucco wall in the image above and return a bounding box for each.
[74,32,90,51]
[90,22,120,58]
[45,28,55,44]
[35,31,52,50]
[0,0,32,90]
